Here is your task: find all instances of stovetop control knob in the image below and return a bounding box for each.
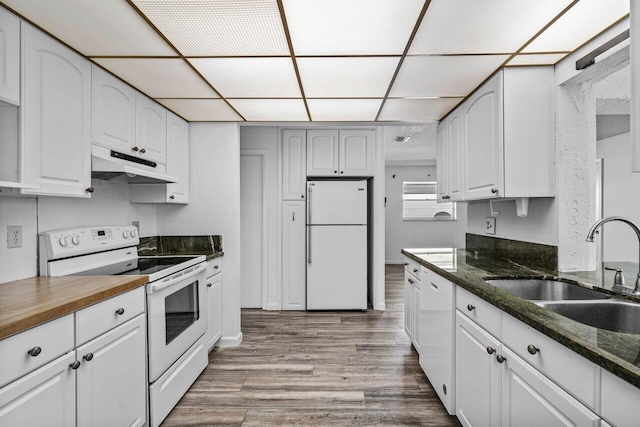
[123,231,130,239]
[129,229,137,238]
[72,235,80,246]
[58,236,69,247]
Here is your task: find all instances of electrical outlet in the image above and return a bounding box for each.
[486,217,496,235]
[7,225,22,249]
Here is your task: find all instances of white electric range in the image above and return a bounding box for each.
[39,225,209,427]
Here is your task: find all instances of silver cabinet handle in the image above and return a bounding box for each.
[28,346,42,357]
[70,361,81,370]
[496,354,506,363]
[527,345,539,355]
[139,148,146,154]
[308,186,312,224]
[413,268,418,273]
[115,308,125,315]
[467,304,475,311]
[83,353,94,362]
[293,211,295,221]
[486,346,495,355]
[408,278,414,284]
[207,283,212,288]
[491,188,499,194]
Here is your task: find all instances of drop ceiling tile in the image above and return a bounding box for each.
[131,0,289,56]
[410,0,574,54]
[307,99,382,122]
[189,58,301,98]
[298,57,400,98]
[93,59,218,98]
[3,0,176,56]
[523,0,629,53]
[156,99,242,121]
[390,56,508,98]
[506,53,568,66]
[283,0,424,55]
[229,99,308,121]
[378,98,463,122]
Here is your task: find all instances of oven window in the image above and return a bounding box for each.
[165,280,199,345]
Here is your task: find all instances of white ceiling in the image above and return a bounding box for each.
[384,124,438,165]
[2,0,630,122]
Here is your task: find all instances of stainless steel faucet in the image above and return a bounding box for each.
[586,216,640,295]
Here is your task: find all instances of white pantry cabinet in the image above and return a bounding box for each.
[282,129,307,200]
[307,129,373,177]
[0,8,20,105]
[92,65,136,154]
[206,259,223,351]
[282,201,306,310]
[136,92,167,165]
[20,23,92,197]
[130,110,190,204]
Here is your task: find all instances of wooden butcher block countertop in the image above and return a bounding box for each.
[0,275,148,340]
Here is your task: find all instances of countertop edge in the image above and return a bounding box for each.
[401,249,640,389]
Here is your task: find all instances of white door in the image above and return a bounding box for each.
[307,225,367,310]
[339,129,372,176]
[307,180,367,225]
[436,120,449,203]
[501,347,600,427]
[463,72,504,200]
[206,273,222,350]
[282,129,307,200]
[0,352,76,427]
[166,111,190,203]
[449,110,465,201]
[307,129,339,176]
[282,201,306,310]
[136,93,167,165]
[456,312,501,427]
[240,152,264,308]
[92,65,136,153]
[0,8,19,105]
[20,24,92,197]
[76,315,146,427]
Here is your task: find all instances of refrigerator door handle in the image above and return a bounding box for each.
[307,226,311,264]
[308,186,312,224]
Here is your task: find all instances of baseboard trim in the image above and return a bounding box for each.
[374,302,386,311]
[216,332,243,347]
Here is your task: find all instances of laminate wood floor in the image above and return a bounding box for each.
[162,265,458,426]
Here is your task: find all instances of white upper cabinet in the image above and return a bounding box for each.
[20,24,92,198]
[136,93,167,165]
[339,129,373,176]
[463,72,504,200]
[307,129,339,176]
[436,119,449,203]
[307,129,373,177]
[166,111,189,203]
[282,129,307,200]
[92,65,136,154]
[448,110,465,201]
[0,8,19,105]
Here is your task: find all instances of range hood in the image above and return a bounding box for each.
[91,147,179,184]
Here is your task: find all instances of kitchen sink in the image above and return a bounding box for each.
[484,279,610,301]
[537,300,640,335]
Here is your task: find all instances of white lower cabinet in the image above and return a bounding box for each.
[76,314,146,427]
[404,271,414,341]
[411,281,421,353]
[282,201,306,310]
[0,352,76,427]
[206,258,223,351]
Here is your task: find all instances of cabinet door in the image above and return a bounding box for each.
[448,110,465,201]
[436,120,449,203]
[307,130,338,176]
[456,312,501,427]
[207,273,222,350]
[21,24,92,197]
[0,352,76,427]
[92,65,136,153]
[463,72,504,200]
[501,347,600,427]
[282,201,306,310]
[136,93,167,165]
[76,314,146,427]
[412,282,421,354]
[0,9,19,105]
[404,272,414,340]
[339,129,373,176]
[166,111,190,203]
[282,130,307,200]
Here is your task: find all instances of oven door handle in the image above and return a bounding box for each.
[147,261,209,294]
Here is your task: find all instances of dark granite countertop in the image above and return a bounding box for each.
[402,247,640,388]
[138,235,223,261]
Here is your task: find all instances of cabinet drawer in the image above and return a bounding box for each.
[76,287,145,346]
[422,267,453,300]
[206,257,223,279]
[404,257,421,281]
[456,287,501,338]
[0,314,74,388]
[501,313,599,410]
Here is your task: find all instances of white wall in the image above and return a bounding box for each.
[385,165,465,263]
[0,197,37,283]
[156,123,242,346]
[597,132,640,262]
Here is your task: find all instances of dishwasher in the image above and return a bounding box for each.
[419,266,456,415]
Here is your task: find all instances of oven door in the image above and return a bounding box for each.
[147,262,208,382]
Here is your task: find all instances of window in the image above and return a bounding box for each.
[402,181,455,220]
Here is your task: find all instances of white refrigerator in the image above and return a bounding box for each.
[306,180,368,310]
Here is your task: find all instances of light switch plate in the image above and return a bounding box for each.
[486,217,496,235]
[7,225,22,248]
